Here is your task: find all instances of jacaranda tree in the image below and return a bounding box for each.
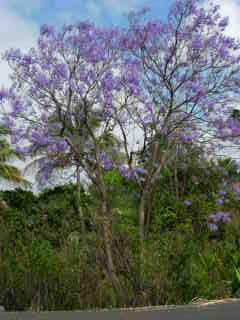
[1,0,240,305]
[118,0,240,255]
[0,22,141,304]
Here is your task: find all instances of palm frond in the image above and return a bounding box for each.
[0,143,23,162]
[0,125,29,186]
[0,163,30,187]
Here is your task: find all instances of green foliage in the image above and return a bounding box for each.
[0,151,240,310]
[22,239,58,275]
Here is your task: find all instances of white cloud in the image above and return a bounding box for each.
[0,1,39,188]
[0,1,38,87]
[209,1,240,161]
[102,0,143,14]
[215,0,240,38]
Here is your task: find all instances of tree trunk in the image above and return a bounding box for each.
[30,286,41,312]
[174,165,179,200]
[76,166,85,236]
[100,197,126,306]
[139,140,161,247]
[137,189,148,305]
[92,146,126,306]
[139,192,146,260]
[145,188,154,238]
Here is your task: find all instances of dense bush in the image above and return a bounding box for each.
[0,153,240,311]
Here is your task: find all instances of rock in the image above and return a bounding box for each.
[0,305,5,312]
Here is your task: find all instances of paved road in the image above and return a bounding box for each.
[1,301,240,320]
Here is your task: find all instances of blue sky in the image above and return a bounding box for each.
[8,0,175,27]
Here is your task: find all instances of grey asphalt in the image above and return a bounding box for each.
[1,302,240,320]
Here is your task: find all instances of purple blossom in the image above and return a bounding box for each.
[119,165,132,179]
[0,88,9,100]
[47,145,58,153]
[141,114,153,126]
[119,165,147,181]
[56,139,68,150]
[29,129,52,146]
[216,198,224,205]
[207,211,230,224]
[49,122,62,130]
[102,72,117,91]
[1,116,13,129]
[76,21,92,31]
[10,129,22,144]
[133,167,147,175]
[15,146,29,156]
[219,17,229,29]
[5,48,21,62]
[99,151,113,171]
[54,64,68,80]
[102,159,112,170]
[11,100,23,115]
[184,200,192,206]
[36,74,50,87]
[218,190,226,197]
[181,134,194,143]
[191,38,204,50]
[222,214,230,224]
[36,159,55,184]
[159,106,166,114]
[40,24,54,37]
[22,54,33,66]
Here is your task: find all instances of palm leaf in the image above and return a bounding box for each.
[0,164,30,187]
[0,125,29,186]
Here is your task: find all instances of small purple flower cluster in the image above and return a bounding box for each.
[218,190,226,197]
[207,211,230,232]
[119,165,147,180]
[184,200,192,206]
[0,88,9,101]
[99,151,113,171]
[216,198,224,205]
